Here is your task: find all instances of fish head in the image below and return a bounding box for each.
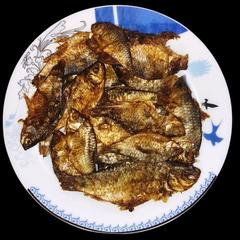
[167,164,200,192]
[86,62,105,84]
[67,108,85,132]
[21,124,39,150]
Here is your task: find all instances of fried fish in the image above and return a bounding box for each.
[58,160,200,211]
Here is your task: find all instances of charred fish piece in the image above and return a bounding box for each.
[88,22,132,71]
[166,76,202,163]
[20,64,65,150]
[93,101,185,137]
[106,133,182,162]
[33,32,98,87]
[65,108,96,174]
[59,160,200,211]
[38,134,53,157]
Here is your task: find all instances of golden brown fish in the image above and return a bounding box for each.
[20,64,65,150]
[130,44,188,79]
[121,75,178,93]
[104,64,120,88]
[93,101,185,137]
[106,133,182,162]
[166,76,202,163]
[56,62,105,130]
[90,116,131,148]
[99,86,158,104]
[51,130,80,176]
[97,152,133,164]
[65,109,96,174]
[38,135,53,157]
[88,22,132,70]
[58,160,200,211]
[124,30,179,46]
[33,32,98,87]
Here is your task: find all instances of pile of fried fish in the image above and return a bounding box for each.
[20,22,203,211]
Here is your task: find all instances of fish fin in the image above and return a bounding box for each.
[23,94,31,110]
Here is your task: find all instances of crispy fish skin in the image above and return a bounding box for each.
[131,44,188,79]
[56,62,105,130]
[89,22,132,70]
[90,116,130,147]
[124,30,179,46]
[97,152,133,164]
[60,160,200,211]
[21,65,65,150]
[39,134,53,157]
[167,77,202,163]
[107,133,182,162]
[66,109,96,174]
[33,32,97,87]
[100,86,158,104]
[121,75,178,93]
[104,64,120,88]
[51,130,80,176]
[93,101,185,136]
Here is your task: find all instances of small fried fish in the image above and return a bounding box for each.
[59,160,200,211]
[107,133,182,162]
[100,86,158,104]
[51,130,80,176]
[104,64,120,88]
[93,101,185,136]
[97,152,132,164]
[65,109,96,174]
[90,116,130,147]
[124,30,179,46]
[20,65,65,150]
[122,75,178,93]
[89,22,132,70]
[131,44,188,79]
[33,32,97,87]
[166,76,202,163]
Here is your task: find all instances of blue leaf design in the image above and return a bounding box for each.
[189,60,211,77]
[203,121,223,146]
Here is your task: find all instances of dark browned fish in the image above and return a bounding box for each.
[93,101,185,137]
[88,22,132,71]
[33,32,98,87]
[58,160,200,211]
[20,64,65,150]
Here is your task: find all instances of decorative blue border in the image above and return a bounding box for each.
[29,172,215,233]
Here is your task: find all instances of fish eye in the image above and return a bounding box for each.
[24,138,32,146]
[92,65,99,73]
[71,111,80,120]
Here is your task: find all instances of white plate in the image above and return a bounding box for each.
[3,5,232,233]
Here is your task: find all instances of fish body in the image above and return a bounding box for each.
[166,77,202,163]
[59,160,200,211]
[66,109,96,174]
[56,62,105,130]
[104,64,120,88]
[93,101,185,136]
[100,86,158,104]
[89,22,132,70]
[122,75,178,93]
[33,32,97,87]
[90,116,130,147]
[131,44,188,79]
[124,30,179,46]
[21,65,65,150]
[107,133,182,162]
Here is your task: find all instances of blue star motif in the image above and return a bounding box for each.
[203,121,223,146]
